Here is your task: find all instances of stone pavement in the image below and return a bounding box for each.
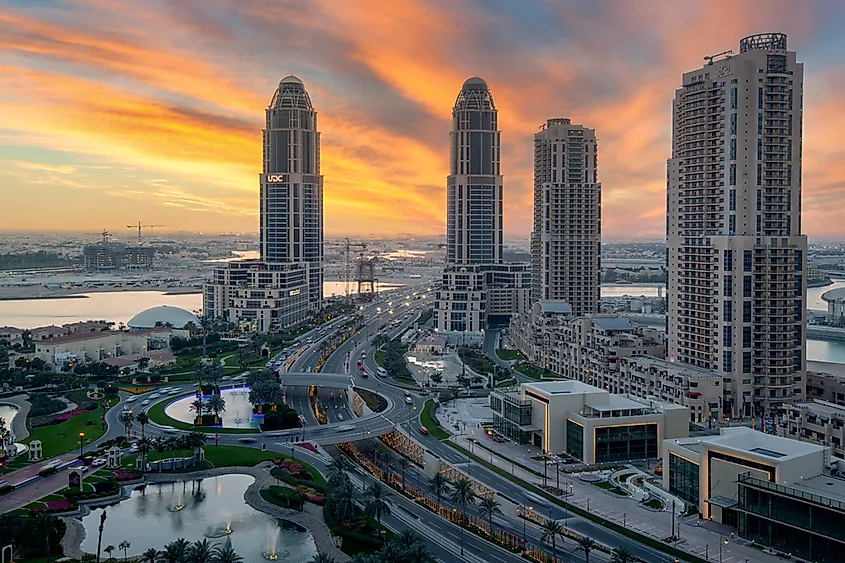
[453,430,788,563]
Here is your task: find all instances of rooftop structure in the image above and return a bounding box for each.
[127,305,200,330]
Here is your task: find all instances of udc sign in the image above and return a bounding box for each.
[265,174,288,183]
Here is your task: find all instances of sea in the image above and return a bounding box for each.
[0,281,843,364]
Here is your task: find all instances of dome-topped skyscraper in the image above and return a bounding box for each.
[261,75,324,308]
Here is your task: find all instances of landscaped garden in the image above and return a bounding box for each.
[24,397,118,457]
[420,399,450,440]
[495,348,523,361]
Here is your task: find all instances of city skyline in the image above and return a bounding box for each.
[2,1,845,239]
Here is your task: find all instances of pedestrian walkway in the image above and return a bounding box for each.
[452,430,785,563]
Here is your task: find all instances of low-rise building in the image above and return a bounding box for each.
[34,328,185,370]
[806,370,845,406]
[0,327,24,346]
[781,399,845,459]
[490,380,688,462]
[30,325,65,341]
[663,426,844,562]
[413,335,446,355]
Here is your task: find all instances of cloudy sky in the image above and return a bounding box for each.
[2,0,844,240]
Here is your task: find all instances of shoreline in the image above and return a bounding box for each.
[0,286,202,302]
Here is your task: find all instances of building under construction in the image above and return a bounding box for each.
[83,243,154,271]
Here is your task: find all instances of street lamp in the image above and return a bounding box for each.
[79,432,85,457]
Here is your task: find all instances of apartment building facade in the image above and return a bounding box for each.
[667,33,807,417]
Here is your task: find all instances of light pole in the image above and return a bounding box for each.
[79,432,85,457]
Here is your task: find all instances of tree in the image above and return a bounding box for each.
[137,357,150,372]
[576,536,599,563]
[118,541,131,562]
[309,554,336,563]
[362,480,392,526]
[449,476,477,525]
[190,398,205,418]
[479,496,502,535]
[187,539,215,563]
[206,395,226,422]
[398,456,410,491]
[330,480,358,524]
[540,518,565,563]
[158,539,190,563]
[610,547,636,563]
[141,548,159,563]
[104,545,115,563]
[211,543,242,563]
[430,372,443,386]
[236,349,252,372]
[327,456,352,488]
[428,472,449,514]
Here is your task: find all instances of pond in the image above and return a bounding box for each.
[0,404,19,436]
[79,474,316,562]
[164,387,259,429]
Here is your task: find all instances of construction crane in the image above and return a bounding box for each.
[127,222,164,244]
[84,230,111,245]
[344,238,367,300]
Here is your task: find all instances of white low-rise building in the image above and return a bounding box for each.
[34,328,185,370]
[490,379,688,462]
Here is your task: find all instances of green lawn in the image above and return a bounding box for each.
[595,481,628,496]
[514,361,557,380]
[420,400,450,440]
[495,349,522,361]
[24,399,118,457]
[374,350,385,368]
[145,394,260,434]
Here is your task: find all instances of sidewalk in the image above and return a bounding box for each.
[453,430,784,563]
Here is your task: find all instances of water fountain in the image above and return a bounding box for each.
[204,510,234,539]
[262,522,288,561]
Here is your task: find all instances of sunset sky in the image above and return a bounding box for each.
[2,0,845,240]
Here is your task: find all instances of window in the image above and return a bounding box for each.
[757,164,762,186]
[744,276,752,297]
[729,189,736,211]
[730,138,737,160]
[743,326,752,348]
[724,300,733,323]
[723,325,732,347]
[668,453,700,507]
[743,351,752,374]
[744,250,753,272]
[729,215,736,235]
[724,275,733,296]
[743,301,752,323]
[723,350,732,371]
[730,164,737,186]
[731,113,738,135]
[566,420,584,461]
[731,87,738,109]
[758,113,763,135]
[724,250,733,271]
[758,87,763,109]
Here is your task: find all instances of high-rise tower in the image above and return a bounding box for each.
[260,75,324,308]
[435,77,529,333]
[667,33,807,418]
[531,118,601,316]
[446,77,503,265]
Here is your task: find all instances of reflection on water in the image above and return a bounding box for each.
[79,474,316,562]
[0,404,19,430]
[165,387,259,429]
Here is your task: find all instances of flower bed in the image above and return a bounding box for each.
[296,442,319,454]
[272,458,313,481]
[87,391,105,400]
[118,386,156,395]
[30,500,77,514]
[55,409,89,423]
[295,484,326,505]
[112,470,141,481]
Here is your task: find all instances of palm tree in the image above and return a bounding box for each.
[575,536,599,563]
[190,398,205,419]
[158,539,190,563]
[136,411,150,440]
[403,541,434,563]
[30,512,61,563]
[362,480,392,526]
[211,543,242,563]
[330,480,358,524]
[236,349,252,372]
[430,372,443,386]
[610,547,636,563]
[308,554,336,563]
[479,496,502,535]
[140,548,158,563]
[118,541,131,562]
[398,456,410,491]
[327,456,352,487]
[449,477,477,525]
[428,472,449,514]
[380,451,396,481]
[187,538,215,563]
[541,518,565,563]
[104,545,115,563]
[206,395,226,422]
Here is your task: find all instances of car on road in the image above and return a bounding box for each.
[361,372,368,378]
[404,396,413,405]
[377,367,388,378]
[92,458,107,467]
[337,425,356,433]
[359,364,366,371]
[238,438,256,443]
[360,352,367,359]
[419,426,429,435]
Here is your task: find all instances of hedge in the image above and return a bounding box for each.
[322,498,383,549]
[268,485,304,510]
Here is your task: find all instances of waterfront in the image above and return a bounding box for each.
[78,474,316,562]
[166,388,259,429]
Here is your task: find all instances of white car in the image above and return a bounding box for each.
[92,458,107,467]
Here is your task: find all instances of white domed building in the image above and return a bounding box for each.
[127,305,200,330]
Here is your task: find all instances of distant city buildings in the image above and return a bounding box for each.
[434,78,529,332]
[204,76,324,332]
[83,242,154,271]
[667,33,807,417]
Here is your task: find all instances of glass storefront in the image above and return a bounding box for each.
[668,452,700,508]
[594,423,658,463]
[566,420,584,460]
[738,476,845,562]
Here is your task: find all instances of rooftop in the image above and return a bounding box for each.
[822,287,845,302]
[670,427,825,462]
[787,474,845,505]
[522,380,598,397]
[591,316,635,332]
[538,300,572,315]
[790,399,845,418]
